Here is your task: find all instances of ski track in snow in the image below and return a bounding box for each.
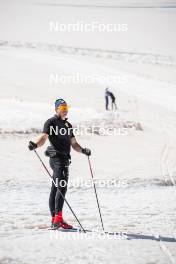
[1,40,175,67]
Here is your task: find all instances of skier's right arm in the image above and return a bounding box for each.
[28,133,48,150]
[28,119,51,150]
[36,133,48,147]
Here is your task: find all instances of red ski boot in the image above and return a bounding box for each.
[53,211,73,229]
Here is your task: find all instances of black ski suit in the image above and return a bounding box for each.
[43,115,75,216]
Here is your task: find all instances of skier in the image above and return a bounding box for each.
[109,90,117,110]
[28,98,91,229]
[105,88,117,110]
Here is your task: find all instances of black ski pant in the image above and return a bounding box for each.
[49,157,70,216]
[112,99,117,110]
[105,96,109,110]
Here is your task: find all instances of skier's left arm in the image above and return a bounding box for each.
[70,137,91,156]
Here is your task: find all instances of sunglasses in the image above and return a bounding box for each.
[57,105,69,111]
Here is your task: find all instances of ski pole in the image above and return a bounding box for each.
[87,156,105,231]
[33,149,86,233]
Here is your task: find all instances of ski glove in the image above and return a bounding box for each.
[82,148,91,156]
[28,141,37,151]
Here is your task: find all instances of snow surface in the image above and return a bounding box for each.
[0,1,176,264]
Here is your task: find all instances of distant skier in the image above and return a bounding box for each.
[109,90,117,110]
[105,88,117,110]
[28,98,91,229]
